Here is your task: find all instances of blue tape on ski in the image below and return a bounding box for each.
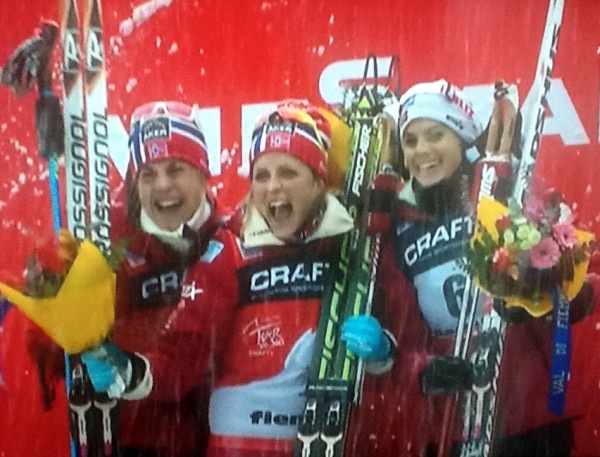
[48,156,62,233]
[548,286,571,415]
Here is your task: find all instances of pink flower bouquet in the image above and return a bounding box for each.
[467,188,595,317]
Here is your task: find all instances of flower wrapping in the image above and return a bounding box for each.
[0,239,116,353]
[468,193,594,317]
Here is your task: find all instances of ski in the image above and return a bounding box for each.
[438,2,566,456]
[437,83,517,457]
[61,2,92,456]
[294,55,399,457]
[62,0,89,241]
[62,0,116,456]
[83,0,111,255]
[82,2,119,456]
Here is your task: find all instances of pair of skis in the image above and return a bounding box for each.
[439,1,565,456]
[1,1,114,455]
[294,55,399,457]
[62,0,115,456]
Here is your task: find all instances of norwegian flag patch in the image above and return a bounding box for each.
[148,141,168,159]
[267,132,292,150]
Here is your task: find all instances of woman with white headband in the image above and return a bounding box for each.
[346,79,596,457]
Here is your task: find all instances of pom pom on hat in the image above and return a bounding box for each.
[128,101,210,178]
[250,99,331,181]
[399,79,483,146]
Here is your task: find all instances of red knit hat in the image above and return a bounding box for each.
[250,100,331,181]
[128,101,210,177]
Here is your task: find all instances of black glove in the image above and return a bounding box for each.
[420,356,473,395]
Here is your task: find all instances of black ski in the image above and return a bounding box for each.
[294,55,399,457]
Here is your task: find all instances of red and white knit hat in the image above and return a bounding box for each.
[250,99,331,181]
[128,101,210,177]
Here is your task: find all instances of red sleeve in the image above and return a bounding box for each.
[378,235,432,379]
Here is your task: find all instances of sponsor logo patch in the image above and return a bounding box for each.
[200,240,224,263]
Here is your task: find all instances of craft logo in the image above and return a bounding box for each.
[249,261,328,292]
[142,271,180,299]
[403,215,473,267]
[181,280,203,300]
[239,258,329,304]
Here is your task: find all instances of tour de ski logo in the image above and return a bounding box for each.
[242,316,285,356]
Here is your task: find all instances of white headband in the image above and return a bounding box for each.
[399,79,483,146]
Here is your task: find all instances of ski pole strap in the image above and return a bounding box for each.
[548,286,571,415]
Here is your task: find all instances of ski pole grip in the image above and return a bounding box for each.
[471,156,512,207]
[367,172,397,235]
[35,91,65,159]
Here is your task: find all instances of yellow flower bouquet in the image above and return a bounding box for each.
[0,231,125,353]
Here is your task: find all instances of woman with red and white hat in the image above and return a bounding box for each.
[111,100,232,457]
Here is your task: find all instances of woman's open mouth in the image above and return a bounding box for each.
[269,201,293,223]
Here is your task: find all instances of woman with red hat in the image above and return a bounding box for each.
[110,100,231,457]
[202,101,394,456]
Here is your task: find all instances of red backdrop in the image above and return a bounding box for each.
[1,1,599,456]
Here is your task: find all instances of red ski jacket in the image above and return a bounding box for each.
[346,195,596,457]
[112,196,231,456]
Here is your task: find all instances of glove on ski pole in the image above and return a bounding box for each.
[341,315,391,361]
[421,355,473,395]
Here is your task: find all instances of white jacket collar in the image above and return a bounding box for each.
[398,178,417,206]
[140,200,212,253]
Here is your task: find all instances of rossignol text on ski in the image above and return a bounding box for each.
[62,0,116,456]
